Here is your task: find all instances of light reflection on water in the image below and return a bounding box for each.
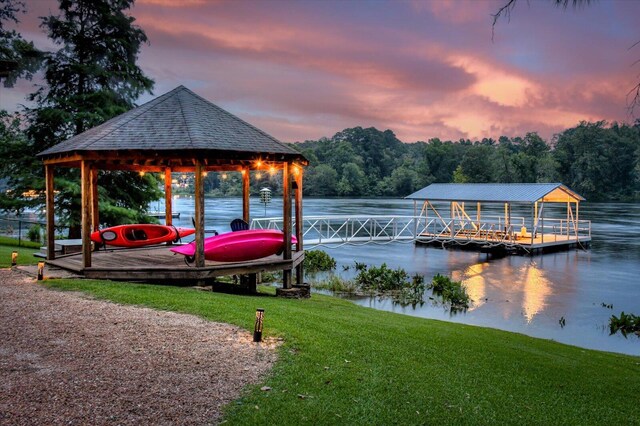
[170,197,640,356]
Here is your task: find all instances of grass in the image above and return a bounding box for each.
[0,243,41,268]
[43,279,639,425]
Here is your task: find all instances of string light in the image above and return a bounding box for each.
[221,173,228,180]
[138,171,145,177]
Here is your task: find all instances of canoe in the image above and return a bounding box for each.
[91,224,195,248]
[170,229,298,262]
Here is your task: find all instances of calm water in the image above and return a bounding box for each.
[168,196,640,356]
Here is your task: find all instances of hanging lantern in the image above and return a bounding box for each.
[253,308,265,342]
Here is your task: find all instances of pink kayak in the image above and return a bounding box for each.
[170,229,298,262]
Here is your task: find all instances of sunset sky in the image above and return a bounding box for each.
[2,0,639,143]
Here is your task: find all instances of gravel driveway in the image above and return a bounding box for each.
[0,270,277,425]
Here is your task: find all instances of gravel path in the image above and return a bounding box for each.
[0,269,277,425]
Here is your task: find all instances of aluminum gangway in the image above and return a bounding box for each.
[250,215,591,251]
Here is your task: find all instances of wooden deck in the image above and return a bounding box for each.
[46,245,305,282]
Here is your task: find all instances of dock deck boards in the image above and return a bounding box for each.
[416,232,591,251]
[46,245,304,281]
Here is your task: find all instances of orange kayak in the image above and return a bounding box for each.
[91,224,195,248]
[170,229,297,262]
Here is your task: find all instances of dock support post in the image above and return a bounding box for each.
[45,165,55,261]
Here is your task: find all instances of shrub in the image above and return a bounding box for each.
[27,224,42,243]
[392,274,426,307]
[304,250,337,272]
[355,263,409,292]
[429,274,470,309]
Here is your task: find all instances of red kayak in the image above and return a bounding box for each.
[91,224,195,248]
[170,229,298,262]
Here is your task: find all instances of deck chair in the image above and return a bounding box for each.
[230,218,249,232]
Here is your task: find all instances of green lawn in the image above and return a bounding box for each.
[0,242,41,268]
[44,279,640,425]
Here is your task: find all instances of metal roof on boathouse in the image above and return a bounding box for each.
[405,183,585,203]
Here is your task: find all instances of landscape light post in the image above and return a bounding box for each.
[37,261,45,280]
[253,308,264,342]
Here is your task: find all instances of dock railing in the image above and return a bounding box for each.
[251,215,591,247]
[251,215,428,246]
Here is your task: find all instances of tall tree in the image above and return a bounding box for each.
[0,0,43,86]
[2,0,160,236]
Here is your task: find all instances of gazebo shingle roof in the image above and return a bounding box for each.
[38,85,304,160]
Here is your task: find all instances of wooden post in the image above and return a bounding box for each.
[282,161,292,289]
[194,161,205,268]
[164,167,172,226]
[294,166,304,285]
[541,202,545,244]
[45,165,56,261]
[507,202,512,240]
[242,168,250,223]
[91,167,99,249]
[81,161,92,268]
[576,202,580,241]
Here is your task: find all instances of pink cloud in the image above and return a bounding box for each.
[1,0,638,145]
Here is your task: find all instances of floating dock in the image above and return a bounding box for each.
[406,183,591,254]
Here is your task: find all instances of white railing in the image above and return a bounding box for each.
[250,215,591,247]
[251,215,429,246]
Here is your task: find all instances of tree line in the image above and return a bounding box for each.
[293,123,640,202]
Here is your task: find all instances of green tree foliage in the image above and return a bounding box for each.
[0,0,43,87]
[298,122,639,201]
[554,121,639,200]
[0,0,160,236]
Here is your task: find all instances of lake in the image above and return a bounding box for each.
[167,196,640,356]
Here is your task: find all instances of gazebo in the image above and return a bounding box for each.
[37,86,308,292]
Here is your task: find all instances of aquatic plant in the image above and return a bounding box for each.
[609,312,640,338]
[304,250,337,272]
[311,274,357,293]
[429,274,470,309]
[392,274,426,307]
[354,263,410,292]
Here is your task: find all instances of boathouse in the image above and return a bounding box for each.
[37,86,308,293]
[405,183,591,253]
